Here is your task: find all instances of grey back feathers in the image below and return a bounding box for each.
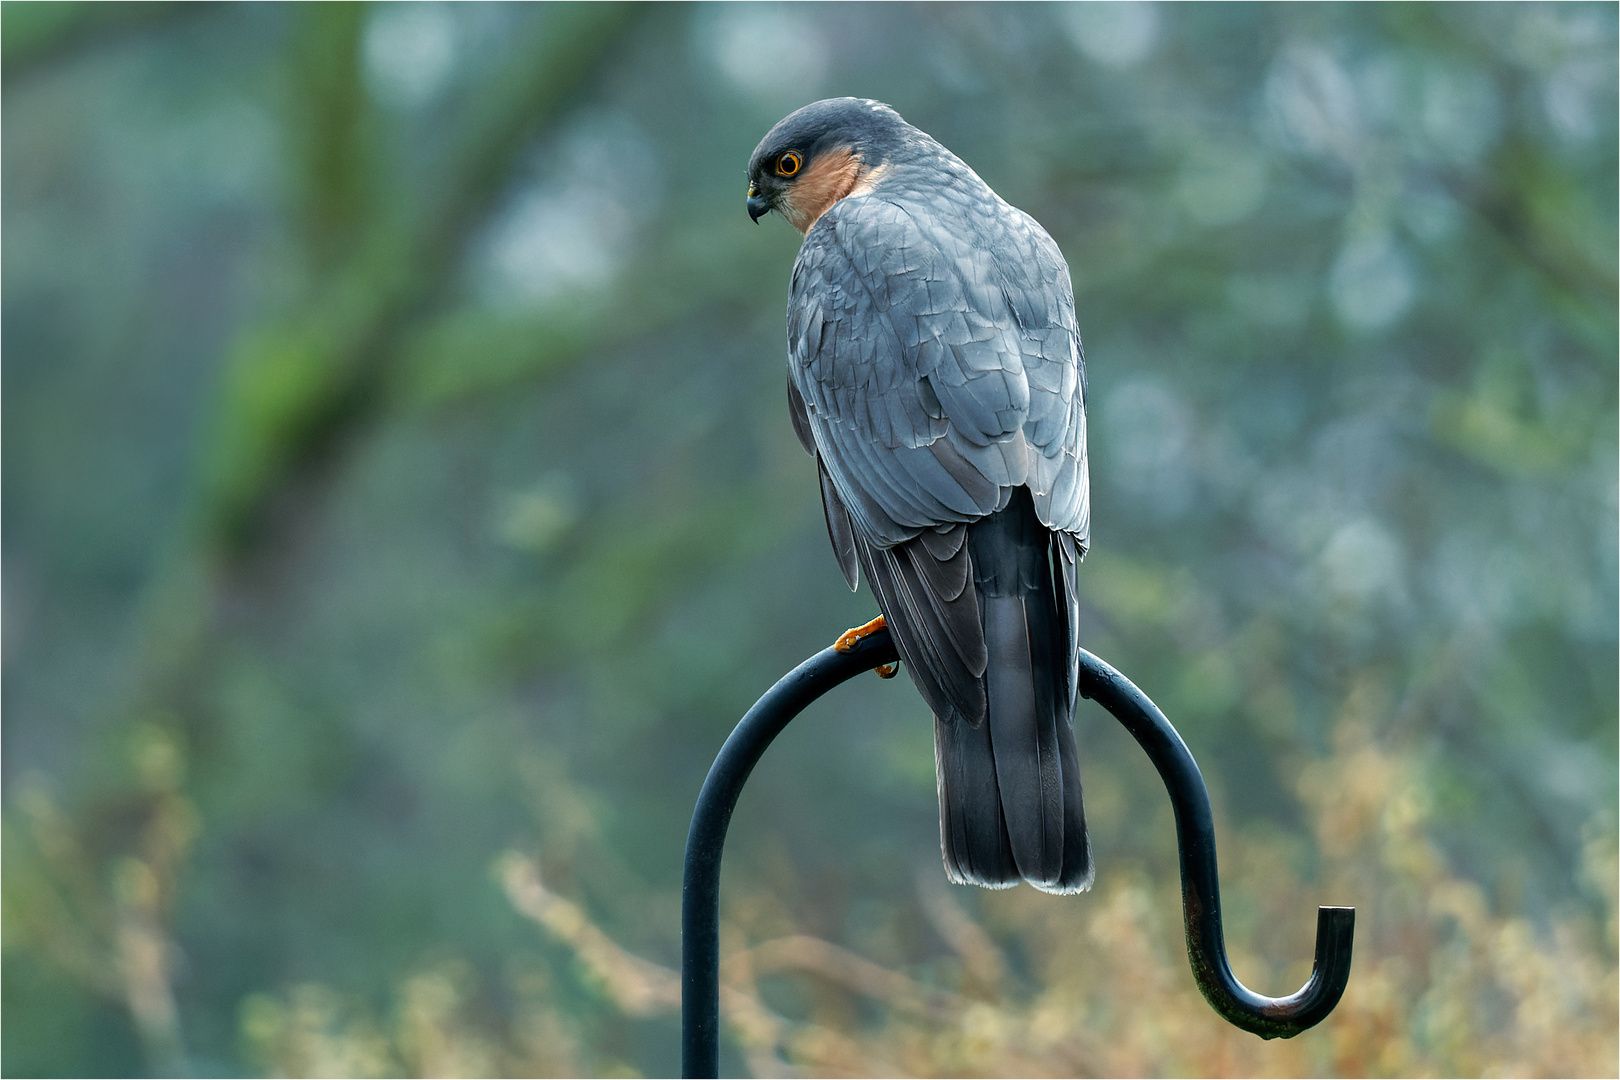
[786,119,1089,549]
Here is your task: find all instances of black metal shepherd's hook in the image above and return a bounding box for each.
[681,627,1354,1077]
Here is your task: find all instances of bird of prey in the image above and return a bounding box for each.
[747,99,1092,894]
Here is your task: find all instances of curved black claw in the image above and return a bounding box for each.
[1078,648,1355,1039]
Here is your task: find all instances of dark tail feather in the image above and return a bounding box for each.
[935,708,1019,888]
[982,592,1065,882]
[1050,529,1093,892]
[1051,689,1094,893]
[938,489,1092,894]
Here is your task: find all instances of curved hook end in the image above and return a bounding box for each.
[1255,905,1356,1040]
[1078,647,1356,1039]
[1191,903,1356,1039]
[1309,905,1356,1010]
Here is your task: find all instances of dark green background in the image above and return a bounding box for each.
[4,3,1615,1076]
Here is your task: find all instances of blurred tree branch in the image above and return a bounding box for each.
[8,6,650,1072]
[202,1,646,557]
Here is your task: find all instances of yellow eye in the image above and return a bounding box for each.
[776,151,802,177]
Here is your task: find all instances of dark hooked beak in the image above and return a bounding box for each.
[746,186,770,223]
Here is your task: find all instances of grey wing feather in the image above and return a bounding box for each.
[856,527,986,726]
[787,373,817,456]
[788,194,1088,552]
[818,465,859,591]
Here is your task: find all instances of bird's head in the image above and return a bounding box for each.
[746,98,908,235]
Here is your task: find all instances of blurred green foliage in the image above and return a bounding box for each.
[3,3,1615,1076]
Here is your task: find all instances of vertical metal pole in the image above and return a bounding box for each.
[681,630,898,1078]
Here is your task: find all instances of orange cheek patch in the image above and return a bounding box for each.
[780,147,864,235]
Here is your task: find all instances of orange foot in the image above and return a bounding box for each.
[834,615,899,678]
[834,614,887,653]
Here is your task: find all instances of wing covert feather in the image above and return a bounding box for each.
[787,191,1088,552]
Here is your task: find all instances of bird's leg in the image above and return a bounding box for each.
[834,614,899,677]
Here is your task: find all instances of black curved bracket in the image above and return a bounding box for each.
[1076,647,1355,1039]
[681,627,1354,1077]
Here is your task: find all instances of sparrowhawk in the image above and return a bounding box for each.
[747,98,1092,893]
